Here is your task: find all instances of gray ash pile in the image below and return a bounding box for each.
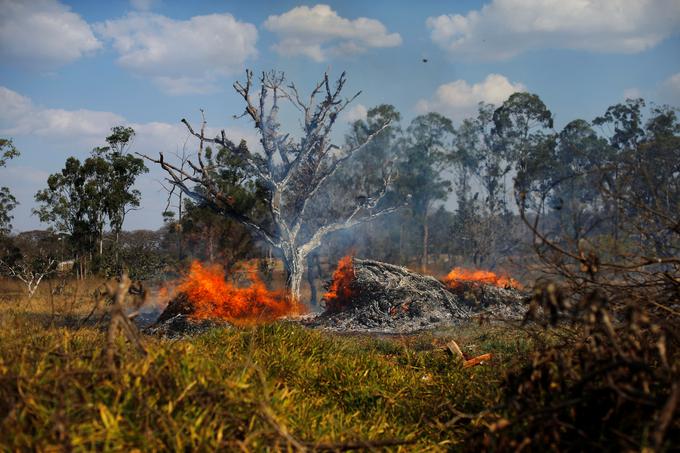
[307,258,527,333]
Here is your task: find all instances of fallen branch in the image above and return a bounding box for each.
[463,353,493,369]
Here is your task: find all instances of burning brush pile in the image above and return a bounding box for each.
[148,257,526,336]
[147,261,301,337]
[309,257,527,333]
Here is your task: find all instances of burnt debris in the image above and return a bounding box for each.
[309,259,527,333]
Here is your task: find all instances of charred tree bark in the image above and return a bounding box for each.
[281,246,305,302]
[422,212,429,272]
[306,253,319,307]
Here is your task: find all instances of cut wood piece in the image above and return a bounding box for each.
[463,353,493,368]
[445,340,465,361]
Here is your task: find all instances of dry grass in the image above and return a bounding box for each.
[0,278,532,451]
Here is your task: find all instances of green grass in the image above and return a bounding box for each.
[0,291,533,451]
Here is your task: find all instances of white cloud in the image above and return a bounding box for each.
[344,104,368,123]
[427,0,680,61]
[659,72,680,104]
[0,0,101,69]
[264,4,401,61]
[0,86,260,152]
[416,74,526,122]
[0,86,123,142]
[95,12,258,94]
[0,87,262,231]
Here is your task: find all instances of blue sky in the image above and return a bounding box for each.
[1,0,679,232]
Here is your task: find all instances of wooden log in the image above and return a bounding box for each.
[463,353,493,368]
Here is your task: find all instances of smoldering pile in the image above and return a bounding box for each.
[144,293,232,338]
[144,258,527,336]
[143,260,299,337]
[307,258,528,333]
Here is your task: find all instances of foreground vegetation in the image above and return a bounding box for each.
[0,290,533,451]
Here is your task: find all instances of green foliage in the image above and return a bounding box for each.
[33,127,148,274]
[99,127,148,236]
[34,156,97,245]
[396,113,454,215]
[345,104,402,197]
[394,113,455,266]
[0,187,17,237]
[0,311,530,450]
[0,138,19,167]
[173,143,270,266]
[593,97,646,151]
[493,92,555,201]
[0,138,20,236]
[98,230,171,280]
[544,119,612,239]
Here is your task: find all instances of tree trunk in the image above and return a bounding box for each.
[307,253,318,307]
[422,213,429,273]
[178,191,184,261]
[115,230,120,267]
[207,225,214,262]
[282,246,305,303]
[399,222,405,265]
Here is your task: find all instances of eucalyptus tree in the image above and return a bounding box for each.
[395,113,454,271]
[144,70,400,301]
[100,126,148,254]
[595,102,680,256]
[34,127,147,276]
[340,104,402,261]
[492,92,556,209]
[467,103,512,217]
[549,119,612,240]
[0,138,19,235]
[452,104,511,266]
[592,98,646,242]
[180,142,269,266]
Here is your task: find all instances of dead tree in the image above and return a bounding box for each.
[0,257,56,299]
[142,70,400,301]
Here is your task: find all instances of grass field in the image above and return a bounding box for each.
[0,278,534,451]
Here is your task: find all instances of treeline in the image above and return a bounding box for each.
[321,95,679,275]
[0,94,678,286]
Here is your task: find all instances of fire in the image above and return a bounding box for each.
[443,267,522,290]
[323,255,356,312]
[176,260,300,324]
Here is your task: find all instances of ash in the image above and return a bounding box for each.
[144,293,231,338]
[307,259,527,333]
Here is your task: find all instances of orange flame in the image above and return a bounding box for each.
[176,260,301,325]
[443,267,522,290]
[323,255,356,313]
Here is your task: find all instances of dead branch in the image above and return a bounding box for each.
[104,273,146,369]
